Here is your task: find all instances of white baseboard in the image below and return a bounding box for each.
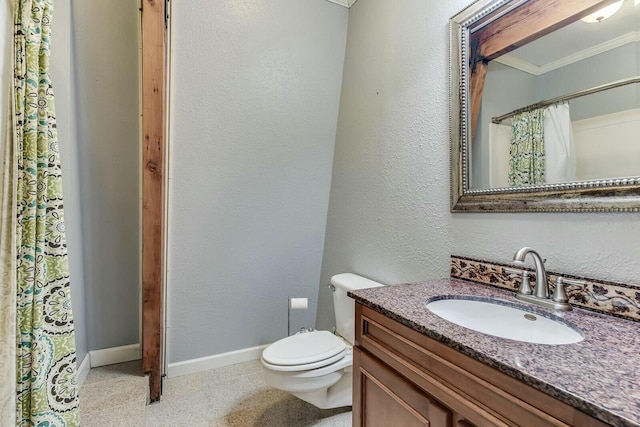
[167,344,269,378]
[89,344,141,368]
[77,353,91,386]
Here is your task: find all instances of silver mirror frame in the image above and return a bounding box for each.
[450,0,640,213]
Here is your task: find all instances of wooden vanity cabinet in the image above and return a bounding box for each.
[352,303,610,427]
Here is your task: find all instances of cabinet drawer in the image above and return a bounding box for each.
[355,304,608,427]
[354,346,453,427]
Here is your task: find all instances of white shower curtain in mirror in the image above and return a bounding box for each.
[544,103,576,184]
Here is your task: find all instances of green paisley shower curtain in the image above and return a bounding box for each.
[2,0,80,425]
[508,109,546,187]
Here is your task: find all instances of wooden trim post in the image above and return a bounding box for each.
[141,0,166,403]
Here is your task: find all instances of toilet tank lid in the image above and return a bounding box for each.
[262,330,346,366]
[330,273,384,290]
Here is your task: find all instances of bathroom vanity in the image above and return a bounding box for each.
[349,279,640,427]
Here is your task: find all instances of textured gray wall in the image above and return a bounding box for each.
[51,0,89,365]
[71,0,140,350]
[168,0,348,363]
[317,0,640,331]
[316,0,464,330]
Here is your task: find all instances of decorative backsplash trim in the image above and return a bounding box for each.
[451,255,640,323]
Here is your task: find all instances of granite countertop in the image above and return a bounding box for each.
[349,278,640,427]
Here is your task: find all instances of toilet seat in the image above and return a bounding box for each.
[262,330,347,372]
[261,349,347,372]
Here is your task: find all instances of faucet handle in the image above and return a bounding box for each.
[504,268,533,296]
[552,277,586,304]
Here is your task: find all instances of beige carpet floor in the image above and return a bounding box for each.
[79,360,352,426]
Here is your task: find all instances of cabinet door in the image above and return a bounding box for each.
[353,346,453,427]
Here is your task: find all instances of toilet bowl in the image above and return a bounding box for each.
[261,273,383,409]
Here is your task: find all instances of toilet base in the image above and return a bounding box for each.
[262,365,353,410]
[291,369,352,409]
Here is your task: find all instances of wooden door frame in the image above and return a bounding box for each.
[141,0,166,402]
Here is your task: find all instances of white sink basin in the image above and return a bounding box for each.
[426,297,584,345]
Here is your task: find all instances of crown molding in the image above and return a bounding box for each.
[326,0,358,8]
[495,31,640,76]
[493,54,541,74]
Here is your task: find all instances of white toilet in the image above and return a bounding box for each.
[261,273,383,409]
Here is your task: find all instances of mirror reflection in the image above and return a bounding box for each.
[470,0,640,190]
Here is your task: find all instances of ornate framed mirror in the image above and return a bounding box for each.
[450,0,640,212]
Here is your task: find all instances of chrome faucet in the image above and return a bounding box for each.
[508,247,585,311]
[512,247,549,298]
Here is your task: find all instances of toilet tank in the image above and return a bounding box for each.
[331,273,384,345]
